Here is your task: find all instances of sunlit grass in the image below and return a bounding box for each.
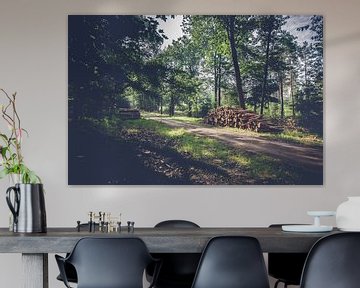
[141,113,322,147]
[246,155,281,179]
[230,153,286,179]
[176,134,222,159]
[140,111,163,118]
[166,128,186,137]
[119,118,301,182]
[169,116,203,125]
[230,154,251,166]
[123,119,228,160]
[219,125,322,146]
[269,129,323,146]
[124,118,166,132]
[141,111,203,125]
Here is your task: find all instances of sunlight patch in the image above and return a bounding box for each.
[167,128,186,137]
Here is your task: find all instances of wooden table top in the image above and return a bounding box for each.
[0,227,340,253]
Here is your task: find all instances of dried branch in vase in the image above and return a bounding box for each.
[0,88,41,183]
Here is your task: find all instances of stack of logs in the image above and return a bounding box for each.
[204,107,282,133]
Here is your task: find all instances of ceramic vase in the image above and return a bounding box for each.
[6,183,47,233]
[7,174,22,231]
[9,173,22,185]
[336,197,360,231]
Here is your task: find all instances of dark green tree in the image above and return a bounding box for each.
[68,15,166,119]
[295,16,323,134]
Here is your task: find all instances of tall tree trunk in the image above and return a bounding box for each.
[304,51,308,90]
[290,70,295,117]
[217,74,221,107]
[226,16,246,109]
[217,55,222,107]
[160,96,163,115]
[260,17,274,115]
[169,96,175,116]
[279,73,284,118]
[214,53,218,108]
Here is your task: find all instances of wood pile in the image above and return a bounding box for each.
[117,108,141,120]
[204,107,282,133]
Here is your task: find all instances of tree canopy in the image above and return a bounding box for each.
[69,15,323,134]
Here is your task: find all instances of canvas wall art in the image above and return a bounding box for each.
[68,15,323,185]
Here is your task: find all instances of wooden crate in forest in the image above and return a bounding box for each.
[117,108,141,120]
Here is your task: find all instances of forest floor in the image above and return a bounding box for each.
[146,116,323,174]
[68,117,323,185]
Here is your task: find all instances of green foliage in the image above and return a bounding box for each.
[69,15,167,119]
[0,163,41,184]
[295,94,323,135]
[70,15,323,136]
[0,89,41,184]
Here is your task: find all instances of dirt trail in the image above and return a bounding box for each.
[147,116,323,173]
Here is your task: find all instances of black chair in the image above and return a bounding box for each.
[268,224,308,288]
[148,220,201,288]
[191,236,270,288]
[55,237,160,288]
[56,262,77,284]
[56,223,99,284]
[300,232,360,288]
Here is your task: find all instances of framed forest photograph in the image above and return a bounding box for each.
[68,15,323,185]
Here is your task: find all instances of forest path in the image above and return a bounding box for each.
[146,116,323,173]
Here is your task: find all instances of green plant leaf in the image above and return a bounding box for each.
[0,146,8,157]
[0,133,8,142]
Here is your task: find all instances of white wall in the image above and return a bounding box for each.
[0,0,360,287]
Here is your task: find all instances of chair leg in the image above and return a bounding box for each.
[274,280,289,288]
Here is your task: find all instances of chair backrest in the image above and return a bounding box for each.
[155,219,200,228]
[300,232,360,288]
[151,220,201,286]
[66,237,154,288]
[191,236,270,288]
[268,224,308,285]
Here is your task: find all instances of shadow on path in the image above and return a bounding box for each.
[68,120,233,185]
